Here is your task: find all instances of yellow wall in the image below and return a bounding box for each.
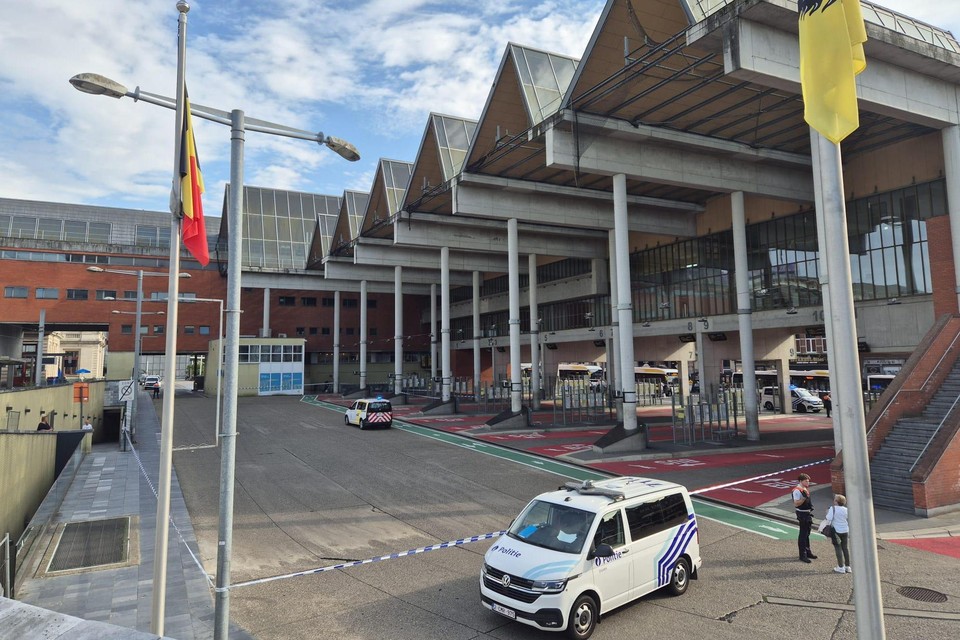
[0,433,56,542]
[1,380,106,432]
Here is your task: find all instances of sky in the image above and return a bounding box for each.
[1,0,959,217]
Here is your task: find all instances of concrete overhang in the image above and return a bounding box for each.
[240,270,432,295]
[393,211,609,258]
[689,0,960,84]
[323,256,473,286]
[353,240,527,273]
[689,0,960,127]
[454,173,700,236]
[545,125,814,202]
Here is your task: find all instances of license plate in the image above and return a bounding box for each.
[492,603,516,620]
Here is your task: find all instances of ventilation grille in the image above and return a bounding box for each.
[48,517,129,572]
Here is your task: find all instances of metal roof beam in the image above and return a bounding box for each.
[240,270,432,295]
[323,257,473,285]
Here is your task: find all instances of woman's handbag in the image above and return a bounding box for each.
[818,509,836,540]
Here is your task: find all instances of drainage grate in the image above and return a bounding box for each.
[897,586,948,603]
[48,517,129,572]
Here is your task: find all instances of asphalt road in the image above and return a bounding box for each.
[170,393,960,640]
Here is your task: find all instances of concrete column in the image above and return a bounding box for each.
[35,309,46,386]
[942,125,960,311]
[394,266,403,395]
[473,271,481,402]
[607,230,619,402]
[261,288,270,338]
[441,247,451,403]
[430,284,438,389]
[731,191,760,441]
[360,280,367,391]
[613,174,638,432]
[333,290,341,393]
[528,253,541,410]
[508,219,522,413]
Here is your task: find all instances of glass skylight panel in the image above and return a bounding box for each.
[512,45,579,125]
[433,115,476,181]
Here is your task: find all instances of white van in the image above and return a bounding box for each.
[480,477,701,639]
[761,387,823,413]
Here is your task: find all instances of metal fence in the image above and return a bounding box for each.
[1,533,11,598]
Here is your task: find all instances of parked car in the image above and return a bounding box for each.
[344,398,393,429]
[143,375,162,393]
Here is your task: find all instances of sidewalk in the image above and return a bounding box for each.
[7,385,251,640]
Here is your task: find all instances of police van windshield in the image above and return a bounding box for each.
[507,500,592,554]
[368,401,391,412]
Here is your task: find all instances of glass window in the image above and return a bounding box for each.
[5,286,28,298]
[199,326,210,335]
[37,218,62,240]
[96,290,117,300]
[63,220,86,241]
[88,222,111,243]
[11,216,36,238]
[279,296,296,306]
[184,325,195,334]
[309,327,318,335]
[322,297,335,307]
[35,287,58,299]
[66,289,89,300]
[121,324,133,335]
[154,325,164,334]
[301,297,317,307]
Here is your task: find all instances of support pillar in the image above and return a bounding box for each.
[359,280,367,392]
[441,247,451,403]
[508,219,522,414]
[394,266,403,395]
[528,253,541,410]
[731,191,760,441]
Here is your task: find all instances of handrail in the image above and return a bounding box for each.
[910,376,960,473]
[867,325,960,434]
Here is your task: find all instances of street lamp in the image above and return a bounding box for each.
[89,266,189,444]
[73,56,359,639]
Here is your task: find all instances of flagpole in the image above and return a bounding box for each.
[812,130,886,640]
[152,1,189,635]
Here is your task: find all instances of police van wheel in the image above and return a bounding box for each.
[666,557,690,596]
[360,419,368,430]
[763,401,774,411]
[566,594,597,640]
[344,415,350,425]
[797,405,807,414]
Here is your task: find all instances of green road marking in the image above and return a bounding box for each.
[691,501,797,540]
[303,395,801,539]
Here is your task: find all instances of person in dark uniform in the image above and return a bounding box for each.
[821,392,832,418]
[793,473,817,563]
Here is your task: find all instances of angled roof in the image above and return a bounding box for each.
[403,113,478,215]
[218,184,340,272]
[327,190,370,257]
[358,159,413,238]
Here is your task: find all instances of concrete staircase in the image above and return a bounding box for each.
[871,362,960,512]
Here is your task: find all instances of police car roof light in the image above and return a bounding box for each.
[563,480,625,501]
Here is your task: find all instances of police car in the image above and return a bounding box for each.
[344,397,393,429]
[481,477,700,639]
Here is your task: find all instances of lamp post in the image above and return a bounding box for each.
[72,67,359,639]
[89,266,189,444]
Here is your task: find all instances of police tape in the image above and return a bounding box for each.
[221,530,508,592]
[690,457,834,495]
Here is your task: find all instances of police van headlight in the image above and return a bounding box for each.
[531,578,568,593]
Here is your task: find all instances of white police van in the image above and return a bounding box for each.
[344,397,393,429]
[480,477,700,639]
[761,386,823,413]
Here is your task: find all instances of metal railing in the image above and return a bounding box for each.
[1,533,11,599]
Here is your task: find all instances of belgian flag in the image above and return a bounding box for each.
[179,89,208,266]
[798,0,867,144]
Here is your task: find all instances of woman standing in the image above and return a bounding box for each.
[826,494,851,573]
